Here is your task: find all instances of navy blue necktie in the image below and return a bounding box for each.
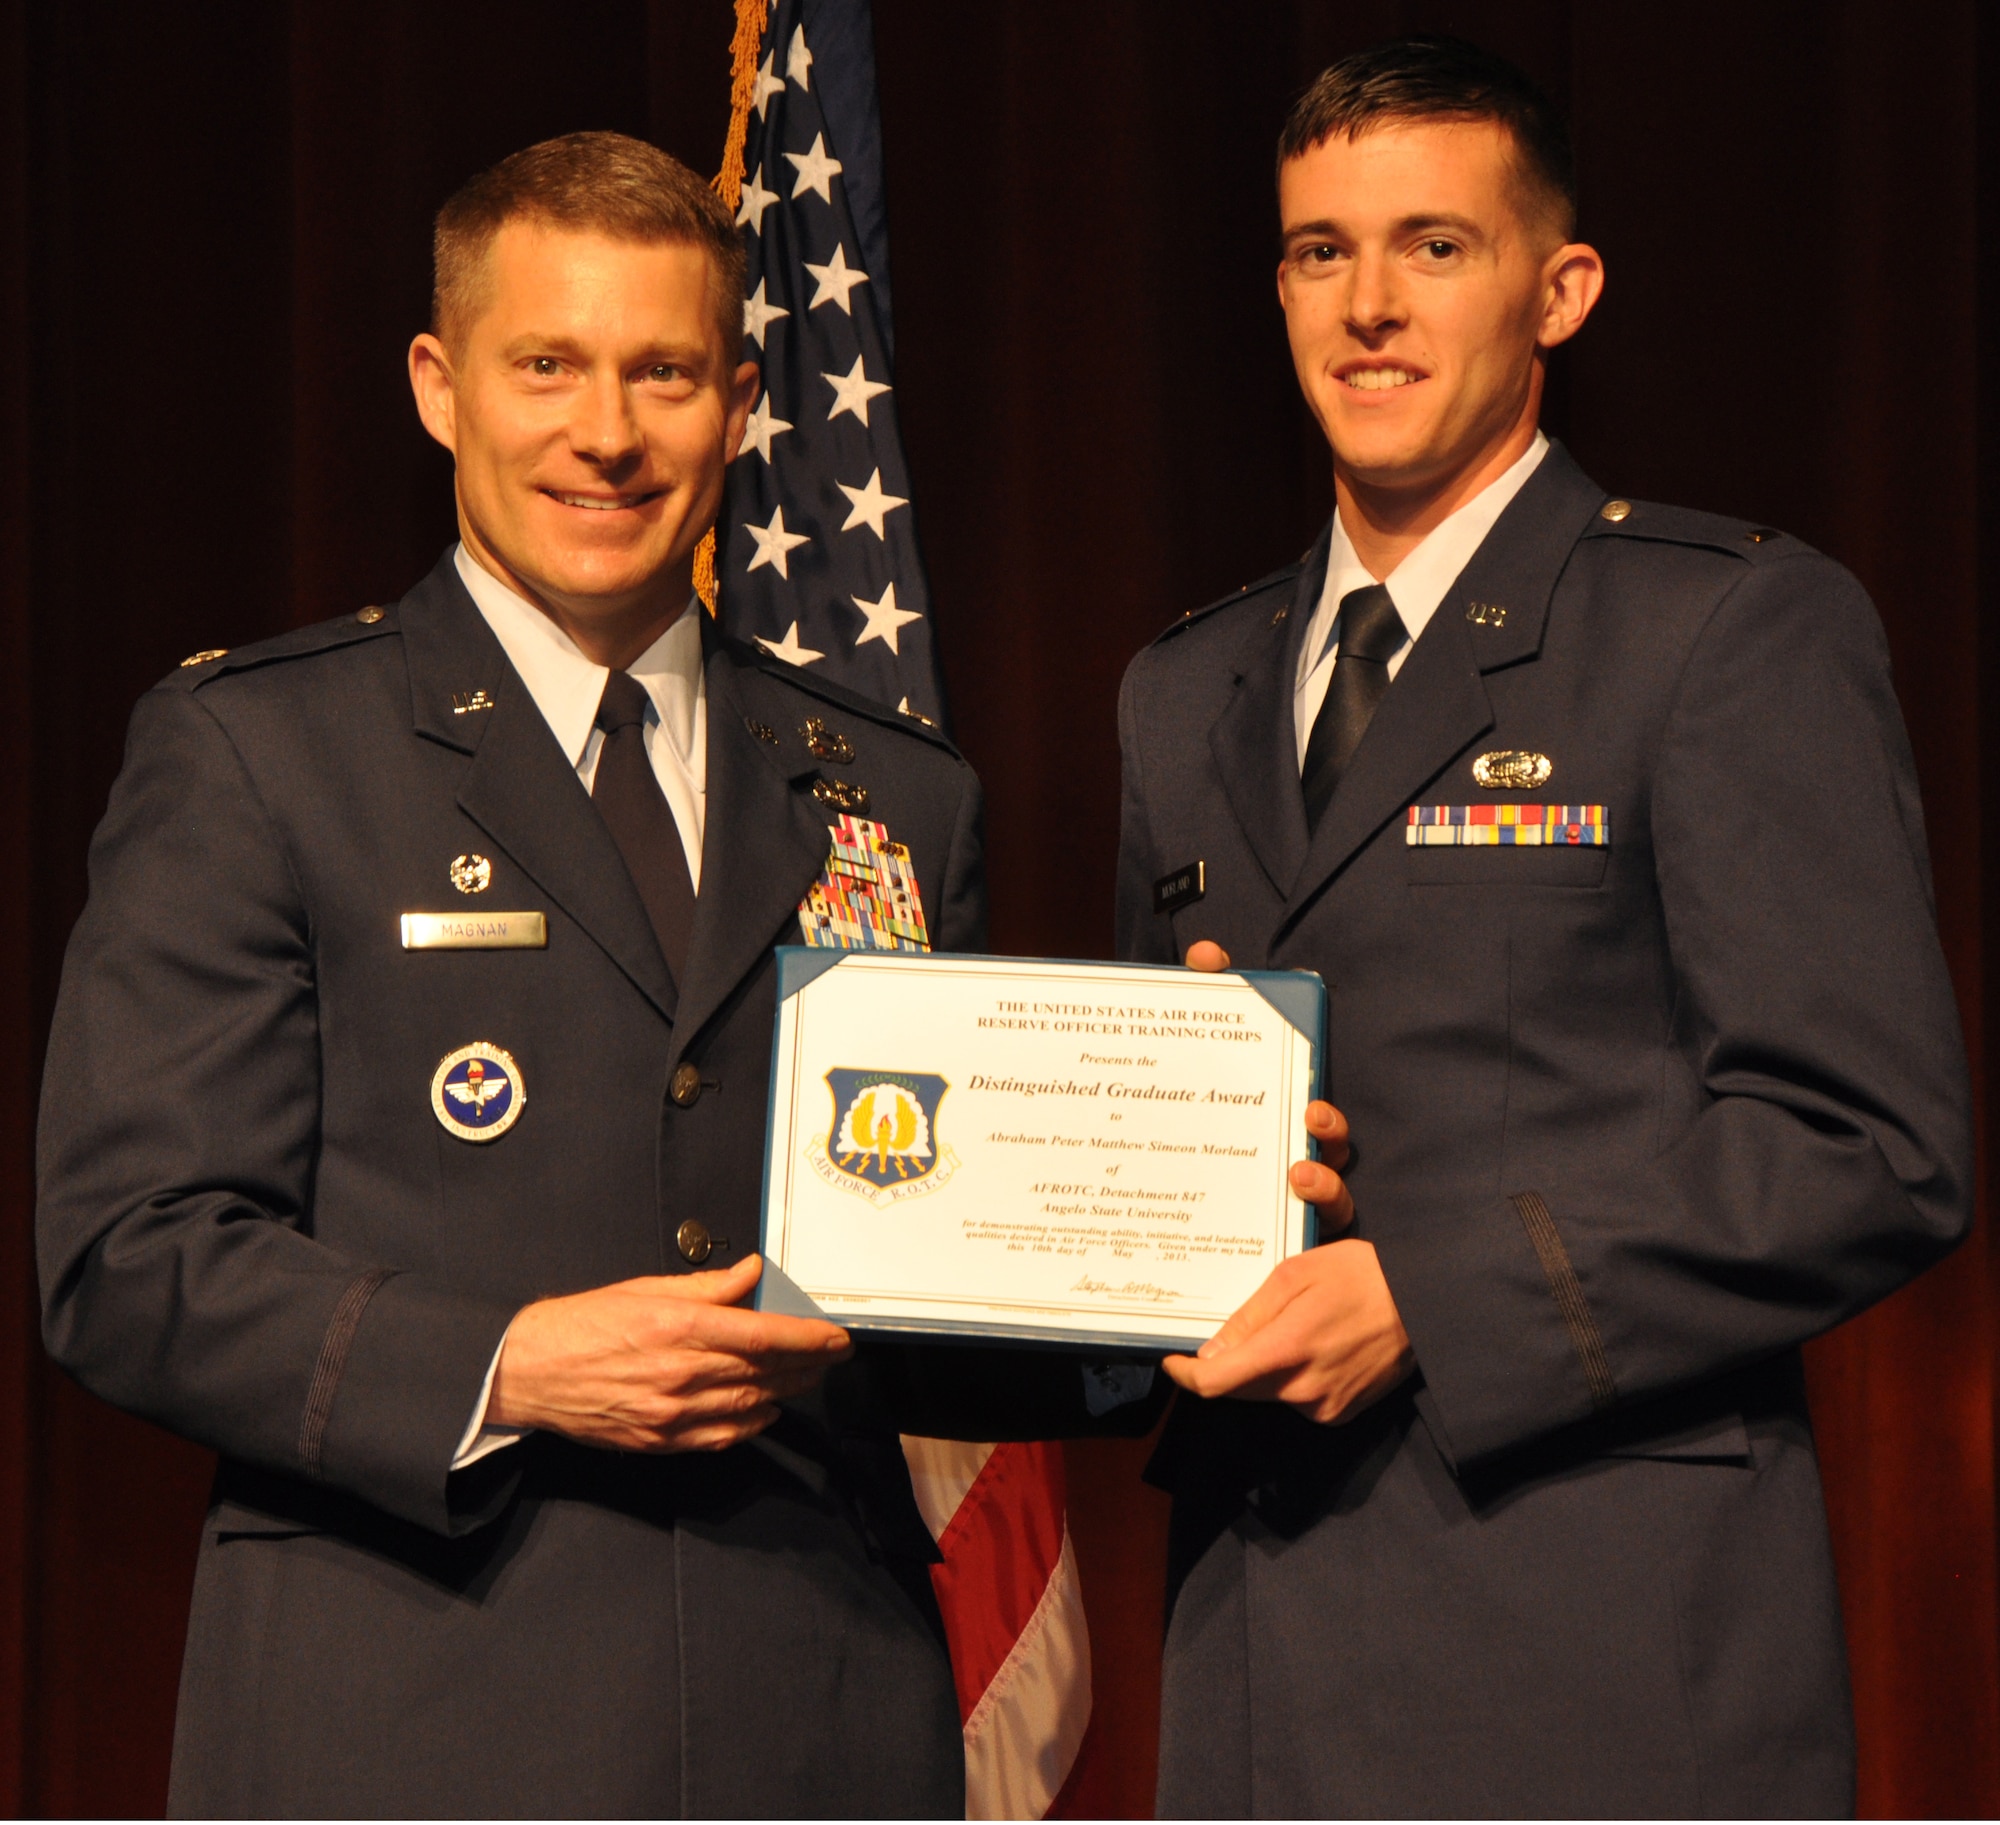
[1301,584,1405,832]
[592,669,695,984]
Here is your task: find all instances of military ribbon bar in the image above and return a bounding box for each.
[1406,804,1611,846]
[798,814,933,950]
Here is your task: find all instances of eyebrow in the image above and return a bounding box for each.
[497,333,712,365]
[1282,211,1491,245]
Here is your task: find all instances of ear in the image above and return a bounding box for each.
[1537,242,1605,350]
[408,333,459,453]
[720,359,761,465]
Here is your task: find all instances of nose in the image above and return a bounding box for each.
[572,368,643,469]
[1344,246,1405,346]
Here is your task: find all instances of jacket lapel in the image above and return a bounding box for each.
[665,632,832,1063]
[1208,525,1328,899]
[400,553,680,1024]
[1276,443,1608,930]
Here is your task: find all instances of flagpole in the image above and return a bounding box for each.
[692,0,765,615]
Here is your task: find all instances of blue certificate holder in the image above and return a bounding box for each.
[755,950,1326,1353]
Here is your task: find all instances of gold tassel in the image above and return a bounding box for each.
[694,0,766,614]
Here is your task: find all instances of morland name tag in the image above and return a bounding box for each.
[400,912,548,951]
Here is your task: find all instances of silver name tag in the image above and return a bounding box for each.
[400,912,548,950]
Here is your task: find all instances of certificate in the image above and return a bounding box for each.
[756,950,1324,1352]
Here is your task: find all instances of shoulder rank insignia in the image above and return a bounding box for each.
[432,1042,525,1141]
[1407,805,1609,847]
[798,814,930,951]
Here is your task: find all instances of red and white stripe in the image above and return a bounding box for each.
[902,1436,1091,1819]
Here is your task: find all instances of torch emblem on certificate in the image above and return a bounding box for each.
[810,1070,960,1207]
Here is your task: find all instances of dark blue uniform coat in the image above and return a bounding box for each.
[1115,445,1972,1817]
[38,552,1044,1817]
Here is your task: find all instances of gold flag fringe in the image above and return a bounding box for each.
[693,0,767,615]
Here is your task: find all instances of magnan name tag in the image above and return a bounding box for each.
[401,911,548,950]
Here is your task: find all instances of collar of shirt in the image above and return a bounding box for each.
[1294,432,1549,768]
[454,543,705,776]
[452,542,708,882]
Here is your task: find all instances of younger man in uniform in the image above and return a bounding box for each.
[1118,39,1972,1816]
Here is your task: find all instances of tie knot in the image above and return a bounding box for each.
[1339,584,1405,665]
[595,668,651,735]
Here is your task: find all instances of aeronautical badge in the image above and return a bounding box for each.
[806,1069,959,1208]
[431,1041,525,1142]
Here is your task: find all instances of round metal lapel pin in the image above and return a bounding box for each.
[432,1041,525,1142]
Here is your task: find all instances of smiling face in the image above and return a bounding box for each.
[1277,118,1600,529]
[409,220,757,662]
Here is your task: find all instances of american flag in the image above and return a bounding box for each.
[715,0,945,726]
[711,2,1091,1815]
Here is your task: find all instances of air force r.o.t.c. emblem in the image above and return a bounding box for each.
[807,1069,958,1208]
[431,1042,525,1142]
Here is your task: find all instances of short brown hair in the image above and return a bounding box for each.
[432,131,746,358]
[1278,37,1577,241]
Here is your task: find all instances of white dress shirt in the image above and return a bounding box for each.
[448,542,711,1468]
[1293,432,1548,771]
[454,543,708,887]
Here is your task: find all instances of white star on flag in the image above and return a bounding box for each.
[735,164,779,233]
[744,504,811,577]
[742,279,790,347]
[741,392,792,463]
[751,52,785,119]
[822,354,891,427]
[836,468,908,539]
[786,23,813,88]
[784,132,843,203]
[850,581,922,654]
[755,620,825,667]
[804,243,868,314]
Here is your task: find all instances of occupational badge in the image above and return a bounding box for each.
[431,1041,525,1142]
[1470,750,1553,790]
[797,815,930,951]
[807,1069,958,1207]
[449,853,492,894]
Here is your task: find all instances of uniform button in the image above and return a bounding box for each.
[356,604,385,624]
[670,1061,702,1107]
[676,1219,713,1264]
[1598,499,1632,523]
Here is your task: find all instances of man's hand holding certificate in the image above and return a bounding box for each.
[759,950,1329,1352]
[1157,940,1415,1424]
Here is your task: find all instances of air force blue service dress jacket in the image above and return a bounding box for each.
[38,549,1040,1817]
[1116,443,1973,1817]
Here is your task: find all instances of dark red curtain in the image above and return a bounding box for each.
[1,3,1992,1815]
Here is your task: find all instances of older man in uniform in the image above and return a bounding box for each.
[37,132,1086,1817]
[1117,39,1972,1817]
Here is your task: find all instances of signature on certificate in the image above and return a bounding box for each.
[1071,1274,1180,1304]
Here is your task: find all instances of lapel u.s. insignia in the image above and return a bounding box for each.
[798,814,931,951]
[431,1042,525,1142]
[808,1069,959,1207]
